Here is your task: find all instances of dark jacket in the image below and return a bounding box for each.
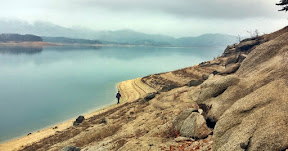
[116,92,121,98]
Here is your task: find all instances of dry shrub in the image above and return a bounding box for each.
[111,139,127,150]
[20,128,83,151]
[173,93,180,100]
[74,124,121,147]
[173,89,189,100]
[135,128,148,138]
[161,125,179,138]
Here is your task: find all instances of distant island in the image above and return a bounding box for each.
[0,34,54,49]
[0,34,42,42]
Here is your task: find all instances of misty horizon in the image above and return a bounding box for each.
[0,19,238,38]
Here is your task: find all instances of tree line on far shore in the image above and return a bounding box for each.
[0,34,42,42]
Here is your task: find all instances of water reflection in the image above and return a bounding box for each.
[0,46,43,55]
[0,45,223,61]
[0,45,103,55]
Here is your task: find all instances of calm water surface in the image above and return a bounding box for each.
[0,46,224,142]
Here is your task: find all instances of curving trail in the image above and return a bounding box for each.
[118,78,157,102]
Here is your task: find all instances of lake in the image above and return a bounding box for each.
[0,45,225,142]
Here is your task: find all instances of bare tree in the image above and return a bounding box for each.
[237,35,241,43]
[276,0,288,11]
[247,29,260,39]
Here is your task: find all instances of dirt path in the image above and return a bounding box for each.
[118,78,156,102]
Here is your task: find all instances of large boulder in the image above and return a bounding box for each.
[180,112,212,139]
[186,80,203,87]
[219,63,240,75]
[144,93,156,101]
[76,116,85,123]
[173,108,198,131]
[73,116,85,126]
[196,75,240,103]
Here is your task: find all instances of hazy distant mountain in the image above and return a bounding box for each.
[0,19,237,46]
[93,29,176,44]
[176,34,238,46]
[42,37,102,44]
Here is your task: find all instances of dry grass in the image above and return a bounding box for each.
[73,124,121,147]
[135,129,149,138]
[111,139,127,150]
[173,89,189,100]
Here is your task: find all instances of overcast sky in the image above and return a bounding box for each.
[0,0,287,37]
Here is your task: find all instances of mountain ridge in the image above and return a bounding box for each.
[0,20,237,46]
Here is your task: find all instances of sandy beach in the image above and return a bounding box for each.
[0,41,59,47]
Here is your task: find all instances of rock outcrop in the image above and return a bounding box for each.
[211,29,288,151]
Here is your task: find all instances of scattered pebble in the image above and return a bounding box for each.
[174,136,194,142]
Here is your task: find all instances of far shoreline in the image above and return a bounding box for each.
[0,41,228,48]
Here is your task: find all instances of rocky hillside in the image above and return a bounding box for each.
[140,26,288,150]
[4,26,288,151]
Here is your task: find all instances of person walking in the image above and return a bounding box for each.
[116,91,121,104]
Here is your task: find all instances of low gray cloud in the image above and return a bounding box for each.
[75,0,280,19]
[0,0,286,37]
